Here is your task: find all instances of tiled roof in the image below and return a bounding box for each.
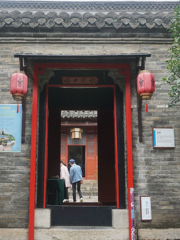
[0,1,178,11]
[0,11,175,29]
[0,1,178,29]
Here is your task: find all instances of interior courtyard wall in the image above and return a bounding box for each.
[0,42,180,229]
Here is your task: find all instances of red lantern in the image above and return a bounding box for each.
[10,72,28,100]
[137,70,155,112]
[10,72,28,112]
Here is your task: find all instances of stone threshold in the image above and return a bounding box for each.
[50,226,114,230]
[1,228,180,240]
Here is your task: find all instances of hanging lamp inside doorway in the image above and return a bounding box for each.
[70,128,83,139]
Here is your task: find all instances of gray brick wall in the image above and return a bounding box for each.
[0,47,33,227]
[0,40,179,229]
[131,44,180,229]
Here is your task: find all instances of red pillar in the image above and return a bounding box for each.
[124,66,135,240]
[43,85,48,208]
[113,86,119,209]
[28,65,38,240]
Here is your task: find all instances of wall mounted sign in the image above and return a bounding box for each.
[152,127,175,148]
[62,77,99,84]
[140,196,152,221]
[0,104,22,152]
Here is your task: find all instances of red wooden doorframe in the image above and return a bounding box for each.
[28,63,134,240]
[44,84,119,205]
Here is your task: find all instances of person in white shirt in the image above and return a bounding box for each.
[60,160,71,202]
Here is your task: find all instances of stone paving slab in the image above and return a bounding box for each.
[0,229,28,240]
[138,228,180,240]
[0,228,129,240]
[1,228,180,240]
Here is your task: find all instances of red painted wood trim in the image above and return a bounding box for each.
[124,66,134,240]
[48,84,115,88]
[43,85,49,208]
[29,63,132,240]
[28,65,38,240]
[113,86,119,209]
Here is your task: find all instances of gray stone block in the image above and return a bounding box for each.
[112,209,128,229]
[34,209,51,229]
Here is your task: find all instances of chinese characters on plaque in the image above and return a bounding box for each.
[62,77,99,84]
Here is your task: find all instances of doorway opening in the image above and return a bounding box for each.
[61,110,98,181]
[60,109,99,203]
[68,146,85,177]
[46,86,116,206]
[37,70,126,213]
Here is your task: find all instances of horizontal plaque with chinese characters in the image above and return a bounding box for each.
[62,77,99,84]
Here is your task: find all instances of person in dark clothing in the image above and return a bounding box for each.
[69,159,83,203]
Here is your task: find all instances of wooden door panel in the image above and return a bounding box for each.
[98,109,116,203]
[86,127,97,180]
[60,126,67,165]
[86,157,97,179]
[48,109,60,178]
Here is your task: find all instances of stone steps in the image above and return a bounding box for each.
[68,180,98,202]
[32,209,129,239]
[69,189,98,195]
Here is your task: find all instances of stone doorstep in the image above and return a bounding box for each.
[35,209,129,230]
[68,196,98,203]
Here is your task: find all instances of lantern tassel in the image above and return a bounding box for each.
[146,103,148,113]
[17,102,19,113]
